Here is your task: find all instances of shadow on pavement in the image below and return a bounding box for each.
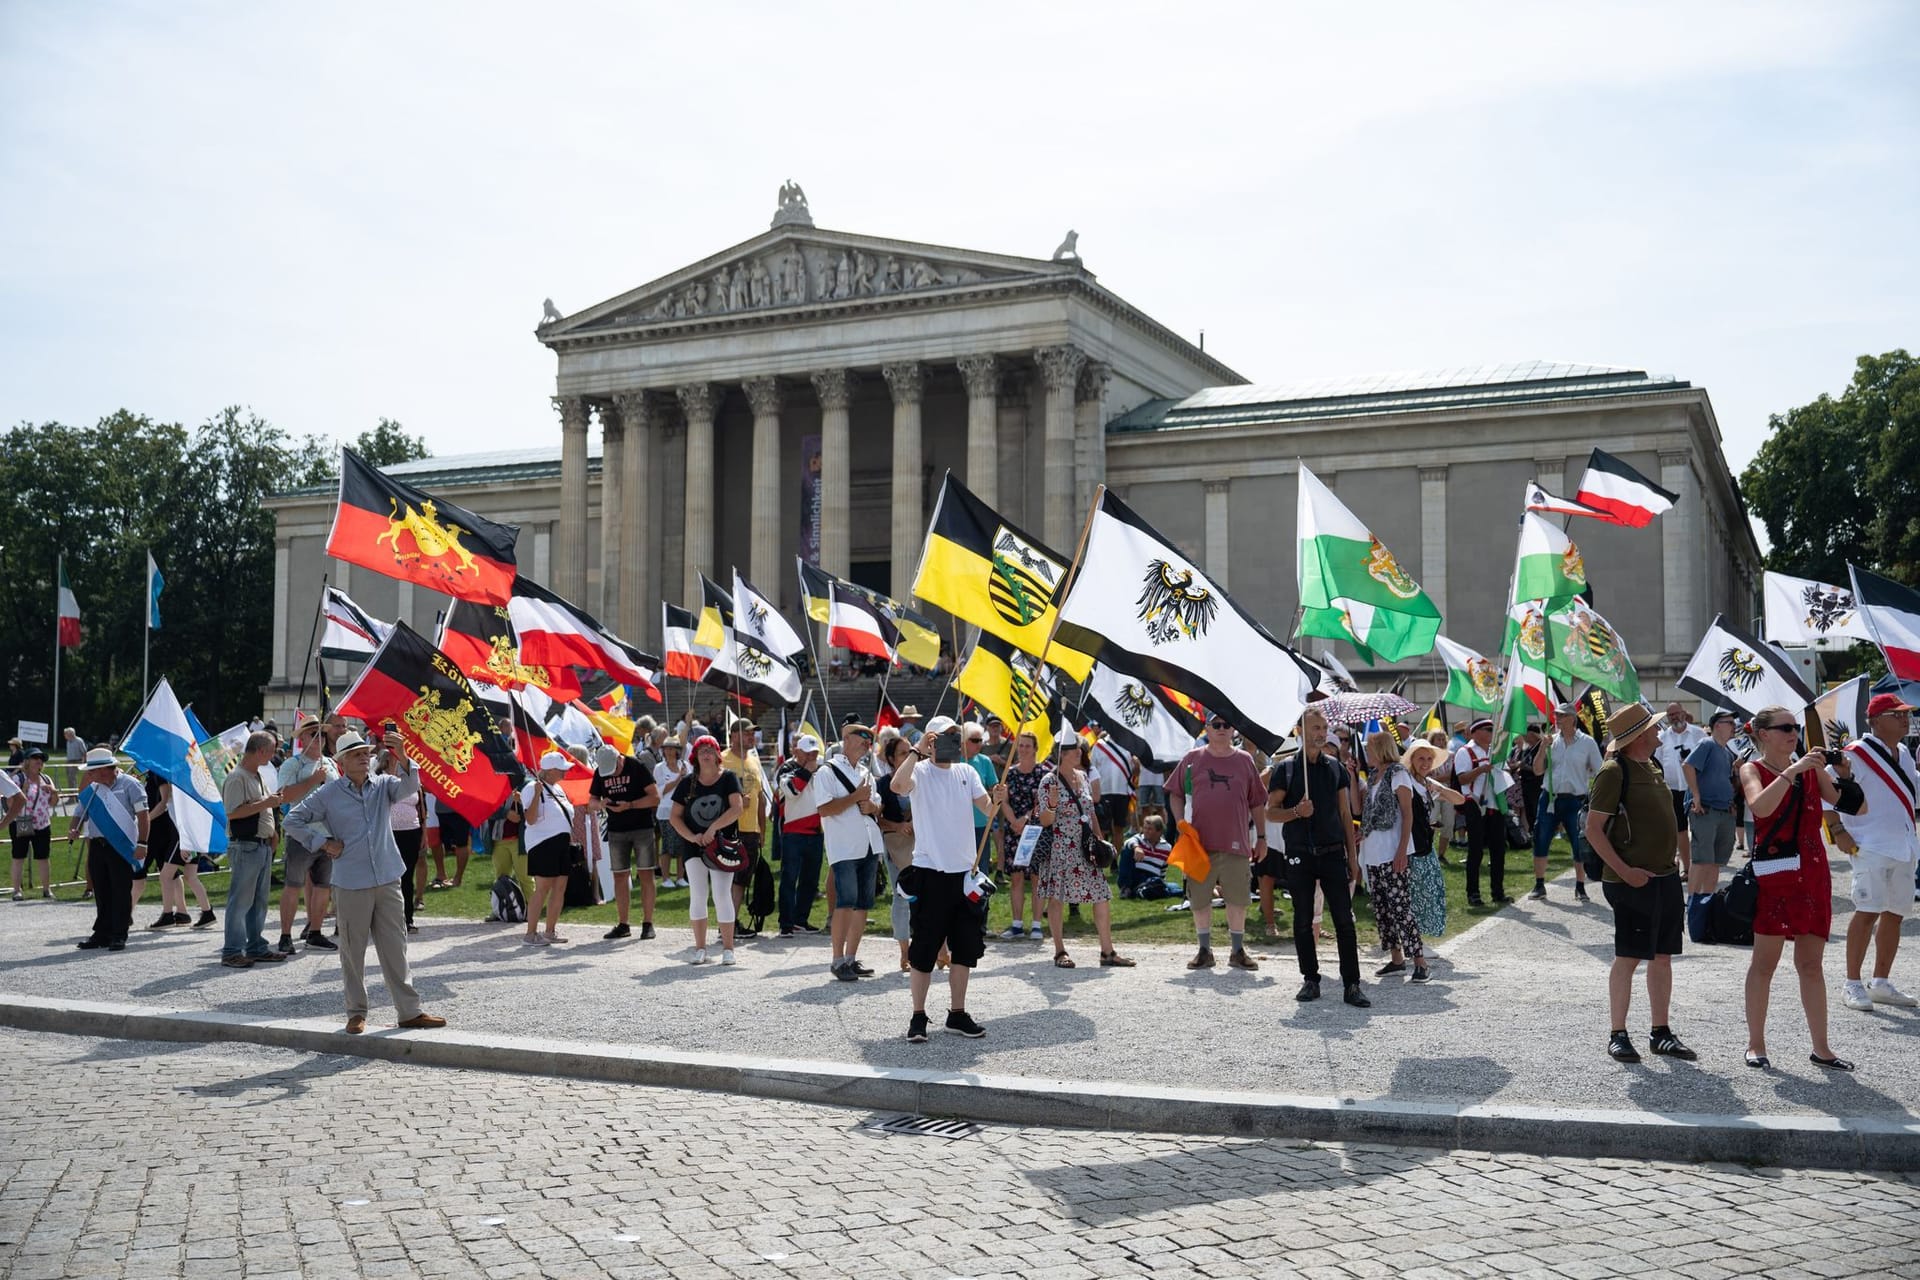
[179,1052,368,1105]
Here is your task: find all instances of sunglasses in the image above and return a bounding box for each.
[1208,721,1230,730]
[853,730,874,741]
[1757,722,1798,734]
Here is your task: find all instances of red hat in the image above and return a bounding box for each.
[1867,692,1916,719]
[689,734,722,759]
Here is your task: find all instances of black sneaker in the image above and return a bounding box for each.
[277,935,295,956]
[148,915,173,930]
[1574,885,1591,902]
[1343,983,1372,1009]
[795,922,821,934]
[639,922,655,941]
[945,1009,986,1038]
[1528,884,1548,901]
[778,926,796,937]
[305,931,338,952]
[1649,1027,1697,1061]
[193,910,216,929]
[834,960,859,982]
[604,923,632,940]
[907,1011,930,1043]
[851,960,874,976]
[1295,978,1322,1002]
[1608,1031,1641,1063]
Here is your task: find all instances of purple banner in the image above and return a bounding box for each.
[799,433,822,567]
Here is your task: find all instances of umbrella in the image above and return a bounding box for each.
[1310,691,1420,725]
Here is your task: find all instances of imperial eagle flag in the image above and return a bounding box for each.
[1081,660,1201,773]
[1574,448,1678,528]
[1295,463,1441,663]
[507,577,662,700]
[707,627,804,707]
[731,570,806,660]
[1433,634,1503,712]
[1848,565,1920,681]
[1762,571,1872,648]
[953,632,1065,759]
[325,448,520,604]
[798,559,941,670]
[1811,675,1871,750]
[662,603,718,681]
[438,599,583,702]
[1052,488,1316,755]
[911,472,1094,682]
[1676,614,1814,719]
[335,620,519,825]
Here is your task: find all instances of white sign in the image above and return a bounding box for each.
[1012,823,1043,869]
[16,720,49,745]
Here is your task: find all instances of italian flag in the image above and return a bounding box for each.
[1511,511,1587,607]
[57,561,81,648]
[1574,448,1677,528]
[1295,464,1440,662]
[1434,634,1502,711]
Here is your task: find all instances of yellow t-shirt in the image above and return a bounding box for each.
[720,749,767,835]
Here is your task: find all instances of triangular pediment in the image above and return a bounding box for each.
[543,227,1087,338]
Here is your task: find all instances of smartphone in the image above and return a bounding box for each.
[382,719,398,735]
[932,732,964,764]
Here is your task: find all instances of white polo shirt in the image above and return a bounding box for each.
[1836,738,1920,863]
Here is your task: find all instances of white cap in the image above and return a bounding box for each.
[539,750,571,773]
[793,733,823,755]
[925,715,959,737]
[594,745,621,776]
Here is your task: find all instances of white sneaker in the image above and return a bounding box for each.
[1000,924,1023,941]
[1869,979,1918,1008]
[720,949,737,966]
[1027,923,1044,940]
[690,947,708,965]
[1841,982,1874,1011]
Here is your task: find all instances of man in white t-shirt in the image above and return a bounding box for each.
[1088,723,1135,841]
[890,715,1006,1043]
[1836,693,1920,1011]
[810,731,884,980]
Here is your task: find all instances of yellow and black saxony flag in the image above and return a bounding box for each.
[695,573,733,650]
[954,632,1063,758]
[911,473,1092,681]
[798,558,942,670]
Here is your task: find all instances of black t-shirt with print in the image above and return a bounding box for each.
[672,771,743,839]
[591,758,656,833]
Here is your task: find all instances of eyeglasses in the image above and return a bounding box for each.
[1207,720,1230,730]
[1757,722,1798,734]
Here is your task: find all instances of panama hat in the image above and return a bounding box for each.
[82,747,116,768]
[332,732,372,759]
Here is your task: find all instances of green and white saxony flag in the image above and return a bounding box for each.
[1511,510,1588,608]
[1295,464,1440,663]
[1433,634,1503,712]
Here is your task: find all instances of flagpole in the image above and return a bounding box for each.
[142,549,151,704]
[51,552,62,769]
[928,616,965,720]
[294,573,329,718]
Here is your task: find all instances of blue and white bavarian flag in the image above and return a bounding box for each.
[123,677,229,854]
[75,782,143,868]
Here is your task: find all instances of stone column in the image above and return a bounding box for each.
[1034,344,1086,549]
[882,361,925,600]
[957,354,1000,509]
[612,390,654,644]
[1075,360,1111,517]
[334,560,351,593]
[1419,465,1449,621]
[1660,451,1695,654]
[396,581,415,633]
[811,369,853,578]
[1204,480,1231,589]
[677,382,718,603]
[997,368,1030,528]
[596,400,625,622]
[533,525,552,584]
[553,395,590,600]
[745,376,784,604]
[271,539,289,681]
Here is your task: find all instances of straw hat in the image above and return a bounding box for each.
[1605,703,1659,752]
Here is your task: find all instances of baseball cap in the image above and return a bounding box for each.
[794,733,823,754]
[1708,709,1738,727]
[924,715,959,737]
[1868,692,1916,718]
[540,750,572,772]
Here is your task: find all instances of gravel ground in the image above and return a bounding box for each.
[3,866,1918,1120]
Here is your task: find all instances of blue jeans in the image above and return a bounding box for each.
[1532,793,1587,862]
[778,831,824,929]
[222,839,275,958]
[1117,840,1139,895]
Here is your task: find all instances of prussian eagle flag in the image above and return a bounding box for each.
[1676,613,1814,719]
[1295,463,1440,663]
[1081,660,1200,772]
[827,582,898,661]
[326,448,520,604]
[74,781,143,868]
[1763,571,1872,648]
[732,570,806,660]
[320,586,391,662]
[123,677,229,855]
[508,577,661,700]
[1053,488,1315,755]
[1849,564,1920,681]
[1574,448,1678,528]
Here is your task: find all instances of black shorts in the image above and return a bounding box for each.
[439,811,473,848]
[527,833,573,879]
[906,869,987,972]
[1669,790,1689,829]
[1096,794,1131,835]
[1254,846,1286,881]
[1602,873,1684,960]
[10,827,51,860]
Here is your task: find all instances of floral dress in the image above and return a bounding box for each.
[1000,762,1052,875]
[1751,762,1831,939]
[1034,770,1111,905]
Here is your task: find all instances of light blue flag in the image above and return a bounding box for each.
[147,552,164,629]
[74,783,143,868]
[123,677,228,854]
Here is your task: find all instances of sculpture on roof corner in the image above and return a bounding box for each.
[772,179,814,229]
[1051,230,1079,263]
[539,298,564,327]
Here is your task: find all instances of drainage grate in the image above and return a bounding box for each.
[863,1113,980,1140]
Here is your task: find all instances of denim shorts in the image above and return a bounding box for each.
[829,853,879,911]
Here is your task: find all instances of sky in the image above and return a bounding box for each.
[3,0,1915,515]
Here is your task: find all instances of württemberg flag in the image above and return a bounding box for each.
[1053,489,1315,755]
[1295,463,1439,663]
[75,780,142,868]
[124,677,229,855]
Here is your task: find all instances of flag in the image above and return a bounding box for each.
[662,603,718,681]
[1294,464,1441,662]
[732,570,806,660]
[508,578,662,700]
[707,628,804,706]
[1811,675,1871,749]
[875,695,902,731]
[437,599,582,702]
[694,574,733,650]
[1160,685,1206,723]
[799,560,942,670]
[325,448,520,604]
[1511,511,1589,607]
[74,781,142,868]
[320,586,392,662]
[827,582,898,660]
[1315,648,1360,693]
[1498,646,1553,762]
[954,632,1061,758]
[1052,489,1315,755]
[1525,481,1606,520]
[1509,597,1641,702]
[122,677,228,855]
[1167,820,1210,885]
[1433,634,1504,712]
[1081,661,1199,772]
[1763,570,1873,648]
[1575,686,1613,747]
[911,472,1094,682]
[56,559,80,647]
[1848,565,1920,680]
[1574,448,1678,528]
[146,552,164,630]
[335,620,520,825]
[1676,613,1815,718]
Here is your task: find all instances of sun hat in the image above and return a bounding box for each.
[1400,739,1449,771]
[1605,703,1660,752]
[332,732,371,759]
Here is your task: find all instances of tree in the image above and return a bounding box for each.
[353,417,431,468]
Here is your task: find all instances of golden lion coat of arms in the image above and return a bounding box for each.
[402,687,482,771]
[1560,543,1586,587]
[378,498,478,582]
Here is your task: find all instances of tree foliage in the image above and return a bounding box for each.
[0,411,425,740]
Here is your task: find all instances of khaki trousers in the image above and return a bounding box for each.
[334,881,421,1021]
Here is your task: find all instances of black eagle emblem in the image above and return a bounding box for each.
[1802,584,1854,633]
[989,529,1060,628]
[1136,560,1219,645]
[744,598,770,638]
[736,646,774,681]
[1116,682,1155,730]
[1717,647,1764,694]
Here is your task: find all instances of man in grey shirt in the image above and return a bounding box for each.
[285,730,446,1035]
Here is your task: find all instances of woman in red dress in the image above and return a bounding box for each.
[1739,705,1853,1071]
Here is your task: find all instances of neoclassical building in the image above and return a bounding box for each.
[262,189,1762,722]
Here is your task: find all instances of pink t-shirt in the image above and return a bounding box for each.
[1174,747,1266,856]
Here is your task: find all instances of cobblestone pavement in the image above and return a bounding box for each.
[1,1029,1916,1280]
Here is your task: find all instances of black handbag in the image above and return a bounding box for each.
[1715,766,1806,929]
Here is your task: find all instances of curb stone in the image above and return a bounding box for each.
[6,993,1916,1171]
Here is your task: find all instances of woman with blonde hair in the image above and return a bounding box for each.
[1357,731,1429,984]
[1400,739,1463,940]
[1033,737,1131,968]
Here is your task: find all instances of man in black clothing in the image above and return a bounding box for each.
[1454,718,1509,906]
[591,745,660,941]
[1266,707,1369,1008]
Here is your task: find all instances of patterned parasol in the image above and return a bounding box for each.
[1309,691,1420,725]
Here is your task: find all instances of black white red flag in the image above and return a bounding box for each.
[1573,449,1678,528]
[507,578,662,700]
[1848,565,1920,681]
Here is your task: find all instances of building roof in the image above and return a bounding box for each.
[272,448,599,501]
[1107,361,1690,434]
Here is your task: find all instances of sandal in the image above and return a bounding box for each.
[1053,951,1075,968]
[1744,1050,1769,1069]
[1810,1053,1855,1072]
[1099,952,1135,968]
